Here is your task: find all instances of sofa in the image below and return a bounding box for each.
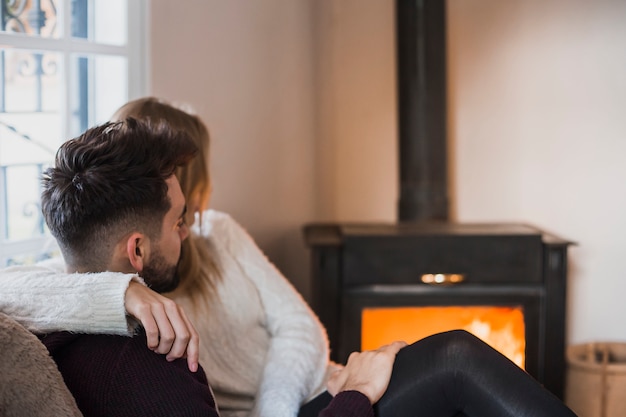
[0,312,82,416]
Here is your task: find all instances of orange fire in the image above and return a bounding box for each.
[362,306,526,369]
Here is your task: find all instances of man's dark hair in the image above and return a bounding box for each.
[41,118,197,271]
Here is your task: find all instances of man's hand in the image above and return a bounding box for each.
[327,341,407,404]
[124,281,199,372]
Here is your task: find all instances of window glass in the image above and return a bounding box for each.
[1,0,61,38]
[0,48,61,243]
[0,48,62,132]
[4,165,46,241]
[2,49,61,114]
[68,54,127,135]
[0,0,141,266]
[72,0,127,45]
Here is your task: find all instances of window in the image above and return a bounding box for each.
[0,0,146,266]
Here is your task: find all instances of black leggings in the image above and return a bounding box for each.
[298,330,577,417]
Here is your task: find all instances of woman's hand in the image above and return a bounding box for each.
[124,281,199,372]
[327,341,407,404]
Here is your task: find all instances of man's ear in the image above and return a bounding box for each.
[126,232,149,272]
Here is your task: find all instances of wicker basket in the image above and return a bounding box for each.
[565,342,626,417]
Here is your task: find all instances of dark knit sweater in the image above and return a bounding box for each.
[41,330,218,417]
[41,331,374,417]
[320,391,374,417]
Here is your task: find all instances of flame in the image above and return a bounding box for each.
[362,306,525,368]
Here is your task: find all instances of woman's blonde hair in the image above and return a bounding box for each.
[111,97,220,302]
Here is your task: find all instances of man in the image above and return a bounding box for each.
[37,118,218,416]
[35,118,390,417]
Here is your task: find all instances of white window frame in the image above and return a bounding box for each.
[0,0,148,266]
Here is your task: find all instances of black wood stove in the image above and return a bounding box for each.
[304,222,571,399]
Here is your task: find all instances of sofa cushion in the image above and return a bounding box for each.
[0,312,82,416]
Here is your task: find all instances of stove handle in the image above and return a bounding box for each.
[420,273,465,285]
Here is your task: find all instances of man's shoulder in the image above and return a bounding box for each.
[42,330,194,377]
[39,331,82,354]
[42,331,217,417]
[41,331,137,360]
[41,331,153,382]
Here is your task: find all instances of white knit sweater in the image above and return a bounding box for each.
[0,210,335,417]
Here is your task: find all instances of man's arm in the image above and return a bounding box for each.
[320,341,407,417]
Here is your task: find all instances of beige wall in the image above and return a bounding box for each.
[448,0,626,344]
[313,0,398,222]
[149,0,626,344]
[150,0,318,297]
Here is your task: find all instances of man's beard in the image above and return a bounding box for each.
[139,246,182,293]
